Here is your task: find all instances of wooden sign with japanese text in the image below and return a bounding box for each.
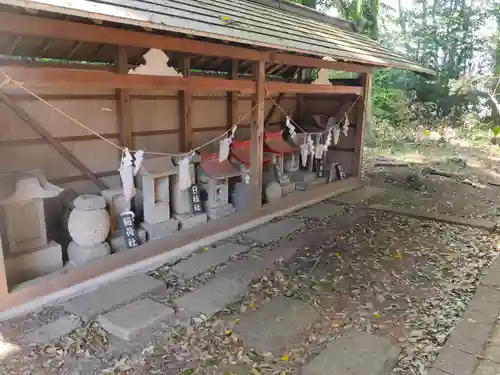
[189,184,204,214]
[119,211,139,249]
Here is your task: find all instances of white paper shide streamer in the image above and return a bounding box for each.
[133,150,144,176]
[300,139,309,167]
[119,148,135,210]
[178,154,193,191]
[342,114,350,136]
[285,116,296,138]
[307,135,315,155]
[219,125,237,162]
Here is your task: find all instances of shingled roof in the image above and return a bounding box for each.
[0,0,434,75]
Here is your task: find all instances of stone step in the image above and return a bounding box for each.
[302,330,401,375]
[171,243,250,279]
[24,315,81,344]
[234,296,319,355]
[242,218,305,244]
[98,298,175,341]
[334,186,385,204]
[173,242,301,319]
[64,274,165,320]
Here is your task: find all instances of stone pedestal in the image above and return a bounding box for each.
[110,228,147,252]
[136,156,179,240]
[67,195,111,266]
[0,170,64,285]
[232,182,252,212]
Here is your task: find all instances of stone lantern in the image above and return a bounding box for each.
[0,170,63,286]
[136,156,179,241]
[198,153,241,219]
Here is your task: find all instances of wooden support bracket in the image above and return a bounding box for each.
[0,90,108,189]
[115,47,133,149]
[250,60,266,208]
[179,56,193,152]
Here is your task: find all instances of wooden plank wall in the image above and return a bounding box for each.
[0,87,297,194]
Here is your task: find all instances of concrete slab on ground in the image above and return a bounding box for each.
[294,203,345,219]
[447,285,500,354]
[24,315,80,344]
[174,242,302,318]
[302,330,401,375]
[242,219,305,243]
[98,298,174,341]
[333,186,385,204]
[64,275,164,320]
[171,243,249,279]
[432,345,477,375]
[234,296,318,354]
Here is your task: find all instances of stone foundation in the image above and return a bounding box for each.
[295,177,327,191]
[174,213,208,230]
[5,241,63,286]
[205,203,236,220]
[67,241,111,266]
[109,229,147,253]
[140,219,179,241]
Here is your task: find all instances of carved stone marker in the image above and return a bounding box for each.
[136,156,179,240]
[0,170,63,286]
[172,159,207,229]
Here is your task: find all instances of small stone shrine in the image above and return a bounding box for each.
[264,131,297,196]
[0,170,64,286]
[102,189,146,252]
[198,153,241,219]
[171,154,208,229]
[67,195,111,266]
[136,156,179,241]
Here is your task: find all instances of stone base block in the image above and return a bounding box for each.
[281,181,296,195]
[206,203,235,220]
[67,241,111,266]
[264,182,282,202]
[140,219,179,241]
[5,241,63,286]
[174,213,208,230]
[109,229,147,253]
[295,177,327,191]
[290,170,317,183]
[232,182,253,212]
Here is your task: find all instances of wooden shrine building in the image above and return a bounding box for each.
[0,0,433,314]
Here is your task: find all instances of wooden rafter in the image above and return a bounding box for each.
[0,90,108,189]
[264,67,299,126]
[66,41,83,60]
[93,44,109,60]
[37,39,52,57]
[6,35,22,56]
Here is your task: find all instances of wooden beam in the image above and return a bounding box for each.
[228,60,239,129]
[0,66,256,92]
[179,56,193,151]
[250,60,265,208]
[270,53,375,74]
[0,13,377,73]
[353,73,372,177]
[0,90,108,190]
[296,68,305,124]
[0,236,8,297]
[266,81,362,95]
[115,47,133,149]
[0,59,112,71]
[0,66,362,95]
